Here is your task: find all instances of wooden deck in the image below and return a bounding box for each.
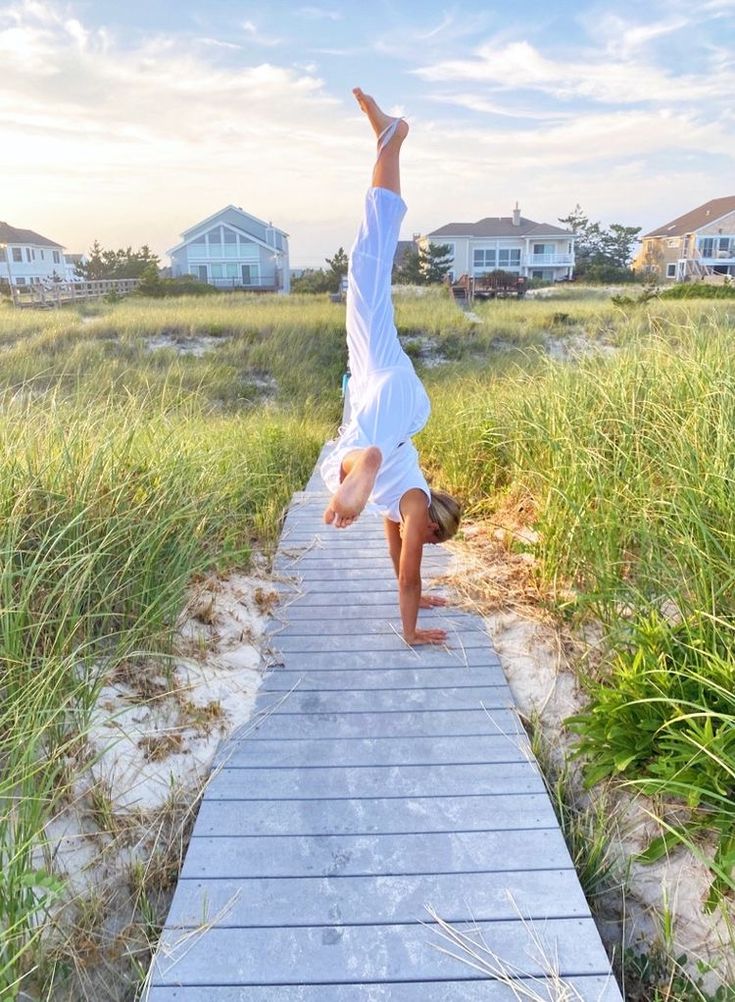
[145,463,622,1000]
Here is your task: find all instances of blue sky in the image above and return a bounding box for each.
[2,0,734,266]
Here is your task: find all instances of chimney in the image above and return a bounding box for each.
[512,202,521,227]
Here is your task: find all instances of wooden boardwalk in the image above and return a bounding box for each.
[145,464,622,1001]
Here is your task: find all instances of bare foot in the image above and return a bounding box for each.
[323,446,381,529]
[353,87,409,146]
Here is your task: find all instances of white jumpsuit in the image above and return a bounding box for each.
[320,186,432,523]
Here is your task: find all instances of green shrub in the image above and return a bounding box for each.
[660,282,735,299]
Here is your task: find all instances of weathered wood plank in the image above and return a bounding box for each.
[258,667,508,691]
[246,708,519,740]
[270,632,490,653]
[252,685,513,713]
[217,733,532,768]
[276,602,461,620]
[264,649,500,669]
[266,614,480,637]
[149,917,612,986]
[192,793,557,836]
[204,762,543,799]
[180,827,572,879]
[145,977,623,1001]
[164,868,588,928]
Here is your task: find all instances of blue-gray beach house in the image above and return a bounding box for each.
[168,205,290,293]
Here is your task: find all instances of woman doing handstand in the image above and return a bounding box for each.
[321,88,461,647]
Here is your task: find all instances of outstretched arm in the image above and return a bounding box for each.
[394,492,447,646]
[384,517,449,610]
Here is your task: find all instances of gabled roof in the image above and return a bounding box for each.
[428,216,573,239]
[168,204,289,256]
[642,196,735,239]
[180,204,288,239]
[0,221,64,248]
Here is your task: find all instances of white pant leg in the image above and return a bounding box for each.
[346,187,407,388]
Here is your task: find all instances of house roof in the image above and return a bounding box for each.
[393,239,416,267]
[642,196,735,239]
[168,204,289,257]
[180,204,288,240]
[428,216,573,239]
[0,221,64,248]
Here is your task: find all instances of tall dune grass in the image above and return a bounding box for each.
[420,310,735,899]
[0,382,325,997]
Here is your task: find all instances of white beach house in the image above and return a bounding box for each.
[0,222,66,287]
[168,206,290,293]
[424,205,575,282]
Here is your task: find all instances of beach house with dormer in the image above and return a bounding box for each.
[168,206,290,293]
[634,196,735,282]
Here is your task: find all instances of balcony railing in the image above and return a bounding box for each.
[206,277,278,290]
[529,254,574,265]
[697,251,735,262]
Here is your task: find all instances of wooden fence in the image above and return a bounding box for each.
[9,278,140,309]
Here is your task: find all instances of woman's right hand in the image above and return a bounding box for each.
[404,627,447,646]
[418,595,449,609]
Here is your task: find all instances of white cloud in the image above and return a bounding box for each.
[414,37,735,105]
[196,36,244,51]
[297,6,342,20]
[241,19,283,47]
[427,91,567,121]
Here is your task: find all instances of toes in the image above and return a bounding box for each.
[324,506,335,525]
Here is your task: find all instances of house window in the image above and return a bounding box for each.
[473,248,496,271]
[225,263,239,279]
[53,251,60,263]
[207,228,222,255]
[210,263,223,279]
[16,277,26,285]
[700,238,715,257]
[224,228,238,259]
[0,248,5,262]
[192,234,206,245]
[666,263,677,278]
[197,265,208,282]
[12,248,22,262]
[498,249,521,267]
[25,248,36,261]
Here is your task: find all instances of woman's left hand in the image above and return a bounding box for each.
[419,595,449,609]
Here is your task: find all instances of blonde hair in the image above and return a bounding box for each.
[428,489,461,542]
